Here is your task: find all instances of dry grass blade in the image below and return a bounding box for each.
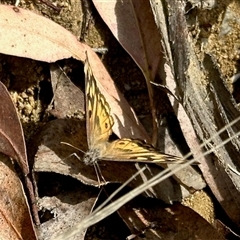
[54,116,240,239]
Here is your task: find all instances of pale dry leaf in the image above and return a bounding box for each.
[37,184,98,240]
[0,4,151,141]
[0,4,86,62]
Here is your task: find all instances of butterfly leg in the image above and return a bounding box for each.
[93,163,107,187]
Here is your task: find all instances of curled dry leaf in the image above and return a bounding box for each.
[0,154,37,240]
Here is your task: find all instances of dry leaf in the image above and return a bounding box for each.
[118,197,225,240]
[92,0,163,81]
[0,4,86,62]
[37,179,98,240]
[0,81,40,224]
[0,81,28,175]
[49,64,85,118]
[0,4,151,142]
[0,154,37,240]
[92,0,164,144]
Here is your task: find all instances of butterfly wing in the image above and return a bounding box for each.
[84,54,183,165]
[101,138,185,163]
[84,55,114,149]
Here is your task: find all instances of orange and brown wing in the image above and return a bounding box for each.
[101,138,185,163]
[84,55,114,149]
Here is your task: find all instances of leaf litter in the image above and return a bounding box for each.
[0,0,238,239]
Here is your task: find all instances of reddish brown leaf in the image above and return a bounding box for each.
[92,0,163,81]
[92,0,164,144]
[0,154,37,240]
[0,81,39,225]
[0,81,28,175]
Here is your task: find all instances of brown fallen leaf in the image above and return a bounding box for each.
[92,0,164,145]
[37,175,98,240]
[92,0,162,82]
[214,219,240,239]
[0,81,39,224]
[49,63,85,118]
[118,197,225,240]
[0,81,28,174]
[0,154,37,240]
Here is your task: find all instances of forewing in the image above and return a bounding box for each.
[101,138,185,163]
[84,54,114,148]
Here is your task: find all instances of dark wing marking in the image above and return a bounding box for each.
[101,138,185,163]
[84,54,114,149]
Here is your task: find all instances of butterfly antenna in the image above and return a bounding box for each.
[61,142,86,154]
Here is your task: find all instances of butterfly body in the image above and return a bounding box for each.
[83,148,101,165]
[83,142,109,165]
[84,54,185,171]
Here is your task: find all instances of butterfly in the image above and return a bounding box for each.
[83,54,185,169]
